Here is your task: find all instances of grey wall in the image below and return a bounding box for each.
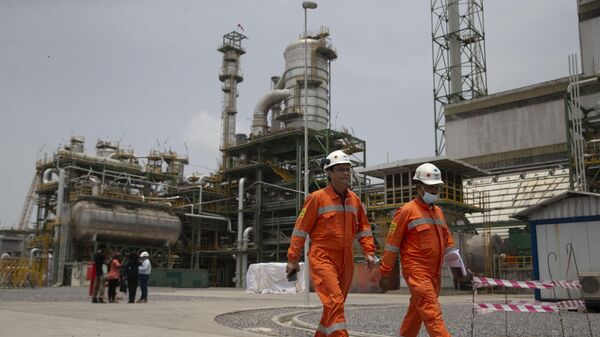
[579,1,600,75]
[446,98,566,159]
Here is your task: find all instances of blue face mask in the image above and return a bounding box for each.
[422,191,439,204]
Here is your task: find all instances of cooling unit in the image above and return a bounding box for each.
[578,272,600,300]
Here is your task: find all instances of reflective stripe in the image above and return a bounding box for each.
[356,230,373,238]
[445,246,458,255]
[317,205,358,215]
[318,205,345,214]
[407,217,445,230]
[345,205,358,214]
[292,229,308,238]
[385,244,400,253]
[318,322,347,335]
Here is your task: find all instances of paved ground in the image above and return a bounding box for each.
[0,287,598,337]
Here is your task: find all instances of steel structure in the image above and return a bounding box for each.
[431,0,487,156]
[32,137,237,286]
[218,31,247,152]
[463,168,571,229]
[219,128,366,264]
[566,55,600,193]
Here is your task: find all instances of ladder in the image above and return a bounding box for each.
[17,173,39,230]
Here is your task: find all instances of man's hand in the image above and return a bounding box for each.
[365,255,376,269]
[378,276,391,293]
[450,267,474,283]
[461,269,474,283]
[286,261,299,278]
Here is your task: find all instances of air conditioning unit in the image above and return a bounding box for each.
[578,272,600,300]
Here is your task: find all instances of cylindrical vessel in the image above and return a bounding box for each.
[70,201,181,245]
[280,38,335,130]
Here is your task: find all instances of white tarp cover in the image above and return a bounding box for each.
[245,262,305,294]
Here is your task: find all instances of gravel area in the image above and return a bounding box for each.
[216,307,315,337]
[219,303,600,337]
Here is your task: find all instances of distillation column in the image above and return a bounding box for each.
[218,31,247,156]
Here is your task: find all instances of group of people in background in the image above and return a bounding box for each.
[91,248,151,304]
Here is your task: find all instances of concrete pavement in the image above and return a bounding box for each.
[0,288,498,337]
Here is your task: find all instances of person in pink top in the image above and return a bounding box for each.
[107,252,122,303]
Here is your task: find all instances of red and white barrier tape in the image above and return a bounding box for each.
[473,276,554,289]
[552,280,581,289]
[508,299,586,309]
[475,303,557,314]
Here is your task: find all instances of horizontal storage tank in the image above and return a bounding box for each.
[71,201,181,245]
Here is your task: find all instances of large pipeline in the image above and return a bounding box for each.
[235,177,246,288]
[251,89,291,136]
[241,226,254,289]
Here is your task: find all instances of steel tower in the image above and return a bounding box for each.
[218,31,247,158]
[431,0,487,156]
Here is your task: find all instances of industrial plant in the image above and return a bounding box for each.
[1,0,599,308]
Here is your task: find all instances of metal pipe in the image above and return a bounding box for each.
[251,89,291,136]
[241,226,254,289]
[302,0,317,306]
[184,213,234,233]
[53,169,67,287]
[566,76,599,92]
[29,248,39,268]
[273,72,286,90]
[198,185,203,213]
[42,168,58,184]
[235,177,246,288]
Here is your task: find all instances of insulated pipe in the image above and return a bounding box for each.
[251,89,291,136]
[185,213,234,233]
[88,176,100,196]
[198,185,203,213]
[235,177,246,288]
[29,248,39,268]
[53,169,66,287]
[566,76,599,92]
[241,226,254,289]
[273,72,286,90]
[42,168,58,184]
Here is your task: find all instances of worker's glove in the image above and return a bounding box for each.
[378,276,391,293]
[365,255,376,269]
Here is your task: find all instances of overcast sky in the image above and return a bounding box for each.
[0,0,579,228]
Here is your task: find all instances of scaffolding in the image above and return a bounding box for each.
[431,0,487,155]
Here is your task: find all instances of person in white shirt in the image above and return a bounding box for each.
[137,251,152,303]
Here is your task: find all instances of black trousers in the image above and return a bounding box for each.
[127,276,138,303]
[107,279,119,301]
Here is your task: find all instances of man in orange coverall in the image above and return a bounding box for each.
[379,163,461,337]
[287,150,376,337]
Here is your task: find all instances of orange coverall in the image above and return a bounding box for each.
[380,198,456,337]
[288,185,376,337]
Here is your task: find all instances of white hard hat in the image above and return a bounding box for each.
[413,163,444,185]
[323,150,351,170]
[140,251,149,258]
